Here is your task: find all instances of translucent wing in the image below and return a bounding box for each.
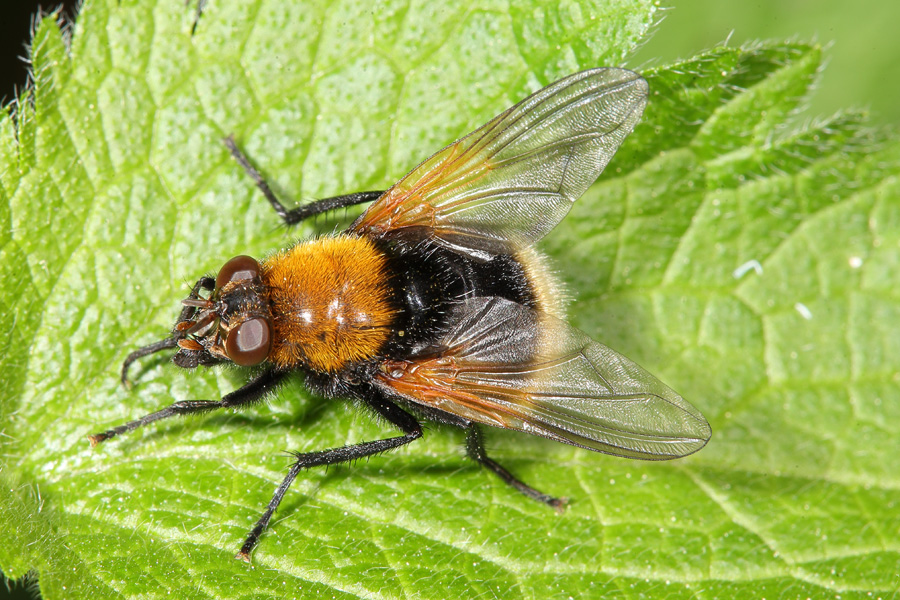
[351,68,648,258]
[375,298,711,459]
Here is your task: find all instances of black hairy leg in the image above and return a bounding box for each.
[465,424,566,511]
[187,0,207,35]
[236,389,423,561]
[223,135,383,226]
[88,369,287,446]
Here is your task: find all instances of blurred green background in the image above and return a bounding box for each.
[632,0,900,125]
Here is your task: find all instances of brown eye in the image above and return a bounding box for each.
[216,255,260,290]
[225,318,272,366]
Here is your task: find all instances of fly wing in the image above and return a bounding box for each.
[351,69,648,257]
[375,298,710,459]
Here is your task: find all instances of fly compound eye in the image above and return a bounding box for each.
[225,317,272,366]
[216,255,261,290]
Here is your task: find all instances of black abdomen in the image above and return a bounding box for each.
[376,230,536,359]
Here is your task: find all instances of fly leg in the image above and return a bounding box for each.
[188,0,207,35]
[465,424,567,511]
[224,135,383,226]
[237,392,423,561]
[88,369,287,446]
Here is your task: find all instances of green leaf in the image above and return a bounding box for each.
[2,1,898,599]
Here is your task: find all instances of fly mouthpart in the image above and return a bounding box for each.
[182,297,213,309]
[185,311,217,336]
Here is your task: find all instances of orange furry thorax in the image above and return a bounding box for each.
[260,235,394,373]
